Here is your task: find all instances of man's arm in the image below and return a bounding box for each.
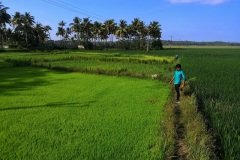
[181,80,185,87]
[180,71,186,88]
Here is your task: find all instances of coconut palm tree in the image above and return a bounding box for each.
[56,20,66,40]
[11,12,23,46]
[116,20,128,41]
[64,27,72,40]
[0,2,11,47]
[130,18,148,49]
[34,23,52,45]
[148,21,161,40]
[11,12,35,47]
[3,28,12,44]
[104,19,116,43]
[34,23,44,44]
[44,25,52,40]
[22,12,35,46]
[99,24,108,42]
[139,21,148,49]
[92,21,102,43]
[0,3,11,26]
[70,17,81,41]
[12,12,21,29]
[130,18,141,40]
[81,18,92,42]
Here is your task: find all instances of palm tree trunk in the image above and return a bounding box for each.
[48,31,51,40]
[0,33,3,49]
[25,32,28,47]
[77,32,80,43]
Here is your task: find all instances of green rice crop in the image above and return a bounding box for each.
[3,51,173,80]
[0,60,170,160]
[181,49,240,159]
[1,48,239,159]
[150,48,240,159]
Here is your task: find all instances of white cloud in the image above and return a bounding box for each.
[169,0,228,5]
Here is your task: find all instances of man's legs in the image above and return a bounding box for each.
[175,84,181,101]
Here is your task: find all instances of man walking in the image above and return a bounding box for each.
[170,64,186,103]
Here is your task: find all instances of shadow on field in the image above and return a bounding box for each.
[0,101,96,111]
[0,62,50,95]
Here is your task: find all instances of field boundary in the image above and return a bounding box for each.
[162,87,216,160]
[4,58,171,82]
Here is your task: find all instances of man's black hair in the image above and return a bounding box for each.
[176,64,182,69]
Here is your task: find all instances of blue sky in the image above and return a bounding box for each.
[3,0,240,42]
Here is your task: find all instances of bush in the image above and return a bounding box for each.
[151,40,163,50]
[82,41,94,50]
[8,44,18,49]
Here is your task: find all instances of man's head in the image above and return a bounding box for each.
[175,64,182,71]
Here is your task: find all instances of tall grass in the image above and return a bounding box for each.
[181,49,240,159]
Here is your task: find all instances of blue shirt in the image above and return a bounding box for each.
[174,70,186,85]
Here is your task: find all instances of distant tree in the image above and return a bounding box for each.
[0,2,163,50]
[34,23,52,45]
[92,21,102,43]
[12,12,21,28]
[130,18,148,49]
[116,20,128,41]
[104,19,117,43]
[81,18,92,42]
[64,27,72,40]
[22,12,35,46]
[56,20,66,40]
[130,18,141,40]
[70,17,81,41]
[0,2,11,48]
[34,23,44,44]
[99,24,108,42]
[148,21,162,50]
[11,12,36,48]
[3,28,12,44]
[12,12,23,46]
[148,21,161,40]
[44,25,52,40]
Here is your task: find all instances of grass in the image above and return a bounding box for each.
[162,91,214,160]
[151,47,240,159]
[163,45,240,49]
[0,61,170,160]
[181,49,240,159]
[2,51,174,81]
[1,48,239,159]
[179,95,214,160]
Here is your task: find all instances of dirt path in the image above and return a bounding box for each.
[166,94,216,160]
[172,103,188,160]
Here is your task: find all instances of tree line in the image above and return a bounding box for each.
[0,2,163,50]
[0,2,52,48]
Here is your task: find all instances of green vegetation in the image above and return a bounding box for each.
[163,93,214,160]
[0,60,170,159]
[1,48,239,160]
[1,1,239,160]
[181,49,240,159]
[3,51,174,80]
[1,1,163,50]
[178,95,214,160]
[149,47,240,160]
